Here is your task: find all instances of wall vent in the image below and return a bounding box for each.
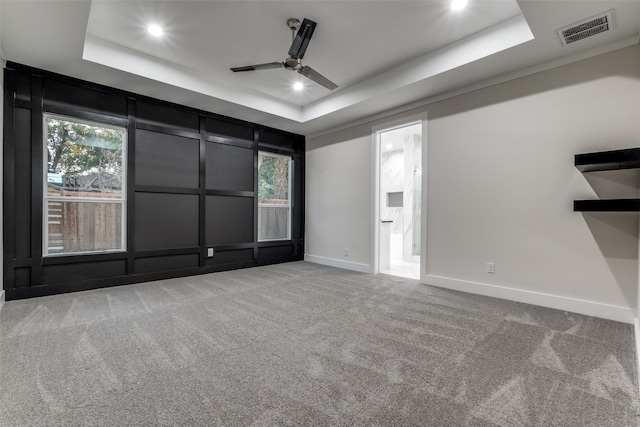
[556,10,615,46]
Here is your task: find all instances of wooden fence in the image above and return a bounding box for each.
[258,206,289,241]
[47,201,122,254]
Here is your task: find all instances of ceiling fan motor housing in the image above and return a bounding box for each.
[284,57,302,70]
[287,18,301,31]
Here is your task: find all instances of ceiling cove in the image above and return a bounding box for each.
[1,1,638,135]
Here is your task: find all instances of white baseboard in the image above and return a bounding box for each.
[424,275,635,324]
[304,254,372,274]
[302,255,634,323]
[634,318,640,391]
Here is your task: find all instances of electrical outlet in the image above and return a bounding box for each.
[487,262,495,274]
[207,248,214,258]
[344,248,349,257]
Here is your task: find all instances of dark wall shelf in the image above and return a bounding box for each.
[575,147,640,172]
[574,148,640,212]
[574,199,640,212]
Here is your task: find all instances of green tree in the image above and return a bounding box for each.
[46,118,125,194]
[258,154,289,203]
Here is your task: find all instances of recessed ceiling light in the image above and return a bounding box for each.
[386,144,393,150]
[293,82,304,91]
[148,24,163,37]
[451,0,468,11]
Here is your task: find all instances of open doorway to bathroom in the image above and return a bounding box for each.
[375,121,423,280]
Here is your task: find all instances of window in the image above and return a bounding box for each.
[43,114,126,256]
[258,152,291,241]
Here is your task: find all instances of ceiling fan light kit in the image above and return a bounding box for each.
[230,18,338,91]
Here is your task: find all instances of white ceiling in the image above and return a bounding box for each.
[1,1,639,136]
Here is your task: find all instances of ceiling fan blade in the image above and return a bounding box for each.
[230,62,283,72]
[288,18,317,59]
[298,66,338,90]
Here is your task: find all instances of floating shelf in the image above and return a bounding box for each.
[574,148,640,212]
[574,199,640,212]
[575,147,640,172]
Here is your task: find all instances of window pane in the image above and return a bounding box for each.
[258,153,289,204]
[44,115,126,256]
[46,116,125,197]
[258,152,291,241]
[258,207,290,241]
[46,201,123,255]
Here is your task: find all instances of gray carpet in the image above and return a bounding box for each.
[1,262,639,426]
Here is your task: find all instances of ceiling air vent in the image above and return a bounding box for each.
[556,10,615,46]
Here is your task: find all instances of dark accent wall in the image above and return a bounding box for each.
[3,63,305,300]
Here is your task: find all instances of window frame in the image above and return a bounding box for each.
[42,113,128,257]
[257,151,292,242]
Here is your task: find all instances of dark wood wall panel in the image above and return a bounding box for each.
[206,117,253,141]
[206,249,254,266]
[15,72,31,102]
[14,268,31,288]
[134,193,199,251]
[258,245,294,261]
[206,143,254,191]
[15,108,32,260]
[43,79,127,116]
[135,130,200,188]
[136,254,199,274]
[3,62,305,300]
[259,128,297,152]
[137,100,199,131]
[43,260,127,284]
[292,153,305,256]
[206,196,254,245]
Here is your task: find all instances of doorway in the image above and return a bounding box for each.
[373,117,426,280]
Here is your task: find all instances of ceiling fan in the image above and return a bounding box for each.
[230,18,338,91]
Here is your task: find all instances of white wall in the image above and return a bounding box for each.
[306,44,640,320]
[306,130,372,270]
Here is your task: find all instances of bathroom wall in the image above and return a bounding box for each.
[404,134,421,260]
[380,130,422,261]
[380,150,404,236]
